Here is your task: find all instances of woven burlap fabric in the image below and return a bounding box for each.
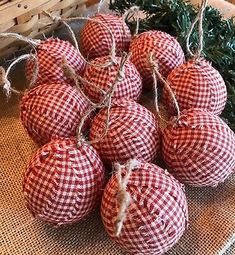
[0,80,235,255]
[1,2,235,253]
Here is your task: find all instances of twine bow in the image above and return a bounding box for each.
[114,159,139,237]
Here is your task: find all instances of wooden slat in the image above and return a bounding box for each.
[0,0,94,57]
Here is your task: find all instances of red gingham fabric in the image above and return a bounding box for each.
[162,58,227,115]
[162,108,235,187]
[89,99,160,166]
[23,137,105,226]
[20,83,89,145]
[101,161,188,255]
[83,56,142,103]
[129,31,185,88]
[26,38,86,87]
[80,13,131,60]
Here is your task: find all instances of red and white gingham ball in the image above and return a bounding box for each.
[20,83,89,145]
[162,58,227,115]
[89,99,160,165]
[80,13,131,59]
[83,56,142,103]
[101,161,188,255]
[26,38,86,87]
[129,31,185,87]
[162,108,235,187]
[23,137,105,226]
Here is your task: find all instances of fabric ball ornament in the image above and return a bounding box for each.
[26,38,86,87]
[80,13,131,59]
[20,83,89,145]
[129,31,185,87]
[101,160,188,255]
[83,56,142,103]
[162,58,227,115]
[162,108,235,187]
[23,137,105,226]
[89,99,160,165]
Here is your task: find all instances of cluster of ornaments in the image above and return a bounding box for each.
[3,7,235,255]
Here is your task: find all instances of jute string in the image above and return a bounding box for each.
[186,0,208,59]
[0,32,40,48]
[0,54,37,98]
[114,159,139,237]
[43,12,117,68]
[149,52,181,123]
[62,52,130,147]
[97,0,106,13]
[123,6,140,36]
[0,32,40,88]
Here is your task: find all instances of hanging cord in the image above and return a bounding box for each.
[0,33,40,48]
[114,159,139,237]
[97,0,106,13]
[0,54,37,98]
[0,33,40,88]
[186,0,208,59]
[122,6,140,36]
[43,11,117,68]
[62,52,130,147]
[149,52,181,123]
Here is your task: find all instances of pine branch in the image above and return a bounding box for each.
[109,0,235,131]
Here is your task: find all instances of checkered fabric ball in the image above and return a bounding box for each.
[23,137,105,226]
[101,161,188,255]
[26,38,86,87]
[129,31,185,88]
[80,13,131,59]
[89,99,160,165]
[83,56,142,103]
[162,58,227,115]
[162,108,235,187]
[20,83,89,145]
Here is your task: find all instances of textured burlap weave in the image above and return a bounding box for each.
[1,2,235,253]
[0,81,235,255]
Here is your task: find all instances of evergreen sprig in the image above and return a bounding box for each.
[109,0,235,131]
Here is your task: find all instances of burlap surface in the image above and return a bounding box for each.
[0,75,235,255]
[1,2,235,253]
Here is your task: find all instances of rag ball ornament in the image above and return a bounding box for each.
[82,55,142,103]
[162,0,227,116]
[129,30,185,88]
[162,58,227,115]
[20,83,89,145]
[101,160,188,255]
[162,108,235,187]
[25,37,86,87]
[23,137,105,226]
[80,13,131,59]
[89,99,160,165]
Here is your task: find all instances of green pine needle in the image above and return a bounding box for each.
[109,0,235,131]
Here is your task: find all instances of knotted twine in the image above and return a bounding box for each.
[62,52,131,147]
[149,52,180,124]
[123,6,140,36]
[0,54,37,98]
[0,32,41,92]
[114,159,139,237]
[186,0,208,59]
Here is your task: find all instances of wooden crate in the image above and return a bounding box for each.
[0,0,97,58]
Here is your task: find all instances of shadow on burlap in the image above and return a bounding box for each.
[1,2,235,253]
[0,71,235,255]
